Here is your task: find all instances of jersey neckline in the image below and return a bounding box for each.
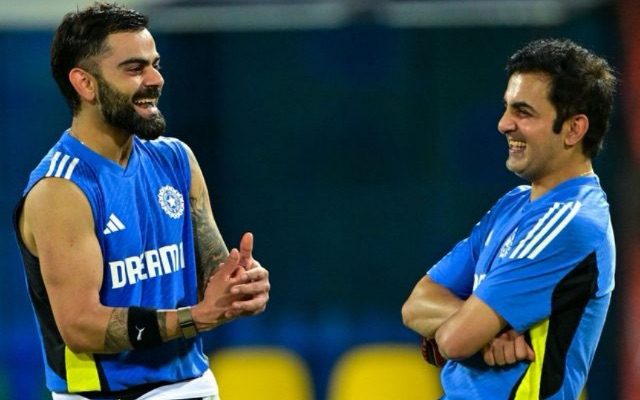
[61,129,141,177]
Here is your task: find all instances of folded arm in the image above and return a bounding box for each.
[402,275,464,339]
[434,294,507,360]
[403,275,519,361]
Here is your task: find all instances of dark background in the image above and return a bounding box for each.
[0,1,628,399]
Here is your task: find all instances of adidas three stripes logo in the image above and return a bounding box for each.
[46,151,80,179]
[509,201,582,260]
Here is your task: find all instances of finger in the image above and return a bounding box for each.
[238,232,254,269]
[228,248,240,263]
[494,344,506,366]
[504,340,516,364]
[514,336,528,361]
[224,309,242,319]
[227,268,251,285]
[232,293,269,312]
[223,249,240,274]
[483,345,496,366]
[207,253,240,284]
[527,345,535,361]
[231,280,270,296]
[245,265,268,282]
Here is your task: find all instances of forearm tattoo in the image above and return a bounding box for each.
[105,309,170,351]
[157,311,168,342]
[186,147,229,297]
[104,308,132,352]
[190,180,228,295]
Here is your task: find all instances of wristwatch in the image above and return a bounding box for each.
[177,306,198,339]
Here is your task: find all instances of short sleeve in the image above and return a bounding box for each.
[473,201,601,332]
[427,209,493,299]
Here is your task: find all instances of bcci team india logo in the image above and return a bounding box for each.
[158,185,184,219]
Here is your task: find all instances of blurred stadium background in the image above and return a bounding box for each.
[1,0,638,399]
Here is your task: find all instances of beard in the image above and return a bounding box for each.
[95,75,166,140]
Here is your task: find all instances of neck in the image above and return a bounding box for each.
[70,111,134,167]
[529,161,593,201]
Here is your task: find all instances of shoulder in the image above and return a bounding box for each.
[510,193,608,261]
[136,135,195,168]
[486,185,531,216]
[138,135,188,155]
[23,176,96,242]
[502,185,531,201]
[544,178,611,233]
[25,141,98,196]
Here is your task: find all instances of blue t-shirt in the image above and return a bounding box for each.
[428,176,615,399]
[16,130,208,395]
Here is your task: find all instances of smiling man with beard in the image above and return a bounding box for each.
[12,3,270,400]
[94,72,166,141]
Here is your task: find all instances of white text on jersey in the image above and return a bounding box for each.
[109,242,185,289]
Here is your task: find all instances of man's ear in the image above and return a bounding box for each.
[564,114,589,147]
[68,67,98,103]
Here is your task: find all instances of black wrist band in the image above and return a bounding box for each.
[127,307,163,349]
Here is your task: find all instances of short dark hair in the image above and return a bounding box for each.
[506,38,617,159]
[50,2,148,114]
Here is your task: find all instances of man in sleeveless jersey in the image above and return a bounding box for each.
[402,39,617,399]
[13,3,270,399]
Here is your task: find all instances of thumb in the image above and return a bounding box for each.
[527,345,535,361]
[239,232,254,269]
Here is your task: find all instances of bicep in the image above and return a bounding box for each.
[24,179,109,338]
[428,213,494,298]
[427,238,477,299]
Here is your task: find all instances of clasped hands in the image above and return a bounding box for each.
[192,232,270,332]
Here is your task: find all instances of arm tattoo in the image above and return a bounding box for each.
[190,179,228,296]
[158,311,168,342]
[185,145,229,297]
[104,308,132,352]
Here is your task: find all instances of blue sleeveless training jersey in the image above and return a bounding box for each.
[428,175,615,399]
[15,130,209,395]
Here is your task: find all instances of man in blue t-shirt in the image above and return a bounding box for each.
[402,39,617,399]
[13,3,270,399]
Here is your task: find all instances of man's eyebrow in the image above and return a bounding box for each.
[507,100,537,114]
[117,56,160,68]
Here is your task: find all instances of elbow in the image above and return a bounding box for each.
[60,328,98,353]
[401,299,418,330]
[434,327,475,360]
[58,318,104,354]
